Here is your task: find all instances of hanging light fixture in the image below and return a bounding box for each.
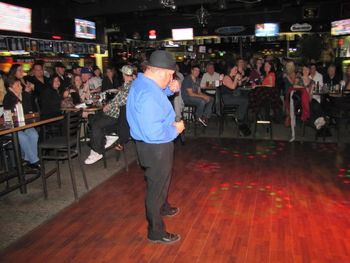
[218,0,227,10]
[196,5,210,27]
[235,0,262,3]
[160,0,177,10]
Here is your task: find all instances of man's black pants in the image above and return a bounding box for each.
[135,141,174,239]
[90,112,117,154]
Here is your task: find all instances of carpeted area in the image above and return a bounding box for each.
[0,142,137,251]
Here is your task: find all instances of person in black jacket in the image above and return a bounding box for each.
[40,75,62,119]
[3,78,40,169]
[25,62,50,109]
[101,66,120,92]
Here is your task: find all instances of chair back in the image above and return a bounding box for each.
[215,86,223,116]
[65,110,82,149]
[34,97,41,115]
[117,105,130,144]
[217,86,239,115]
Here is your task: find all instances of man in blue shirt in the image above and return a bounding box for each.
[127,50,185,244]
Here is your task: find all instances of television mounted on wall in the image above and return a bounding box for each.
[331,18,350,36]
[255,23,279,37]
[172,28,193,41]
[75,18,96,40]
[0,2,31,33]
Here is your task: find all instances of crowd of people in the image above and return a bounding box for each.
[1,53,350,168]
[0,61,133,169]
[166,56,350,137]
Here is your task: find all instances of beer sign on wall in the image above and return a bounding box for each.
[290,23,312,32]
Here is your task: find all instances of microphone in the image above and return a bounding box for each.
[175,116,185,144]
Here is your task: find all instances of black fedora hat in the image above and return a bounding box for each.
[148,50,176,71]
[54,62,65,68]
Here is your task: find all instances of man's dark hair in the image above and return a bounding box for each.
[191,65,200,70]
[309,63,317,68]
[6,77,20,90]
[32,61,43,70]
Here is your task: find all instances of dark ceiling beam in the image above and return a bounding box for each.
[69,0,219,18]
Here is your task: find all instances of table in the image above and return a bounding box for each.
[61,106,102,113]
[0,114,64,196]
[313,90,350,96]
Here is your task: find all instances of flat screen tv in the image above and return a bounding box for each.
[75,18,96,40]
[172,28,193,41]
[331,18,350,36]
[255,23,279,37]
[0,2,31,33]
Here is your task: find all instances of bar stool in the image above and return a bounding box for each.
[253,99,273,139]
[182,104,198,136]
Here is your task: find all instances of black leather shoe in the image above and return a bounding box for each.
[161,207,180,217]
[148,232,181,244]
[27,162,41,170]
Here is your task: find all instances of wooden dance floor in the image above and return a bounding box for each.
[1,138,349,263]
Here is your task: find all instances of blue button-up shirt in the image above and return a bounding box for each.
[126,73,177,144]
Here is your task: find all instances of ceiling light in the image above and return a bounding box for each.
[196,5,210,27]
[235,0,262,4]
[160,0,177,10]
[218,0,227,9]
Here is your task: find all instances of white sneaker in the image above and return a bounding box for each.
[314,117,326,130]
[105,135,119,149]
[198,117,208,127]
[85,150,103,164]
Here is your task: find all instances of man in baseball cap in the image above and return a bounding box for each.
[120,65,134,76]
[85,64,134,164]
[54,61,70,92]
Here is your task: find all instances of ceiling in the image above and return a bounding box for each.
[5,0,350,40]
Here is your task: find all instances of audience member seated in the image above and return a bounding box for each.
[84,65,133,164]
[26,61,50,109]
[81,67,95,95]
[248,58,263,85]
[71,63,82,76]
[343,64,350,91]
[66,74,83,105]
[284,64,311,127]
[54,62,70,93]
[101,66,120,92]
[323,64,341,87]
[236,58,249,82]
[200,62,221,88]
[73,74,90,102]
[282,61,296,97]
[249,61,283,122]
[8,64,36,111]
[309,63,323,88]
[221,65,250,136]
[0,72,6,103]
[173,64,184,121]
[3,78,40,169]
[90,66,103,90]
[61,76,81,108]
[40,75,62,119]
[181,65,213,127]
[300,64,329,134]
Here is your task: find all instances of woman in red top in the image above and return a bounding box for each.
[253,61,276,88]
[249,61,282,120]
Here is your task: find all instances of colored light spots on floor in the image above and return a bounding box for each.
[191,160,221,173]
[337,167,350,185]
[212,141,286,160]
[208,182,293,221]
